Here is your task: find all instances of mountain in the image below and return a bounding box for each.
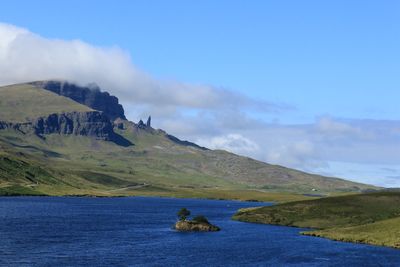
[29,80,126,120]
[0,81,379,199]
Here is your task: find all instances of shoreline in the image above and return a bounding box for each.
[300,231,400,250]
[3,193,398,250]
[233,217,400,250]
[0,185,315,203]
[232,192,400,250]
[0,192,275,203]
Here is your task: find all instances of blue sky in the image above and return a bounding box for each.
[1,1,400,186]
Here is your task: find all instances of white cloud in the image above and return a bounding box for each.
[179,116,400,186]
[264,140,327,170]
[0,22,284,114]
[1,22,400,187]
[197,134,260,155]
[317,117,360,135]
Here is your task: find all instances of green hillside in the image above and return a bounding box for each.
[0,83,92,122]
[0,81,380,201]
[233,192,400,248]
[305,217,400,249]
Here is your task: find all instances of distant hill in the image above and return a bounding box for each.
[0,81,379,198]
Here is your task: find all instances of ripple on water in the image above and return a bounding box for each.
[0,196,399,266]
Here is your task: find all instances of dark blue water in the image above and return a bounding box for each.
[0,197,399,266]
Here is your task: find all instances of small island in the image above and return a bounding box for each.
[173,208,220,232]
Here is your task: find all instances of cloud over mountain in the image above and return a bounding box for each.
[1,22,400,187]
[0,23,284,113]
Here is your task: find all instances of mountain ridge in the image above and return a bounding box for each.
[30,80,126,121]
[0,81,380,198]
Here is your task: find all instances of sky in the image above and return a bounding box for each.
[0,0,399,187]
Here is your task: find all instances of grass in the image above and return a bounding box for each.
[111,186,315,202]
[0,82,380,201]
[0,84,91,122]
[0,124,377,200]
[0,185,46,196]
[233,192,400,248]
[0,153,63,186]
[0,132,314,201]
[304,217,400,249]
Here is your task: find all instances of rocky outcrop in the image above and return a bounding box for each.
[137,119,146,129]
[0,111,132,146]
[134,116,156,132]
[0,121,31,133]
[174,220,220,232]
[146,116,151,127]
[30,81,126,121]
[33,111,113,138]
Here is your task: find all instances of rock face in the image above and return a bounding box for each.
[174,220,220,232]
[137,119,146,129]
[146,116,151,127]
[0,111,132,146]
[33,111,113,138]
[135,116,155,132]
[30,81,126,121]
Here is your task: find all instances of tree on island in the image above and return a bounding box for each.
[177,208,191,221]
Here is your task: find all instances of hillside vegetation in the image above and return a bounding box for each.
[233,192,400,248]
[305,217,400,249]
[0,81,379,201]
[0,84,92,122]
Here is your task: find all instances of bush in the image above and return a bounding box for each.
[192,215,210,224]
[177,208,191,221]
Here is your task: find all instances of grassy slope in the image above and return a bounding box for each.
[114,121,377,194]
[0,82,379,200]
[233,192,400,248]
[0,130,313,202]
[305,217,400,249]
[0,83,92,122]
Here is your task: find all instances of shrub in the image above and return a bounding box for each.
[192,215,210,224]
[177,208,191,221]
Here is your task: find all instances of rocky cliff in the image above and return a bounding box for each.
[30,81,126,121]
[0,111,132,146]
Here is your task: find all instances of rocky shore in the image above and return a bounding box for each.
[174,220,220,232]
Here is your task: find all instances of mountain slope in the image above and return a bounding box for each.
[0,83,92,122]
[0,81,379,198]
[30,80,126,120]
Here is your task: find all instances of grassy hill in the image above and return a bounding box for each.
[0,83,92,122]
[305,217,400,249]
[233,192,400,248]
[0,81,380,201]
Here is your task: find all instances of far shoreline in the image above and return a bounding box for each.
[0,193,277,205]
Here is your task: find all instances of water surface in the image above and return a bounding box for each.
[0,197,399,266]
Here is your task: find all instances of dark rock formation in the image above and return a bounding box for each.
[146,116,151,127]
[0,111,132,147]
[33,111,113,137]
[137,119,146,129]
[30,81,126,121]
[0,121,31,134]
[135,116,153,131]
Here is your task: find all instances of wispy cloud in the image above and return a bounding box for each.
[1,22,400,187]
[0,22,287,114]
